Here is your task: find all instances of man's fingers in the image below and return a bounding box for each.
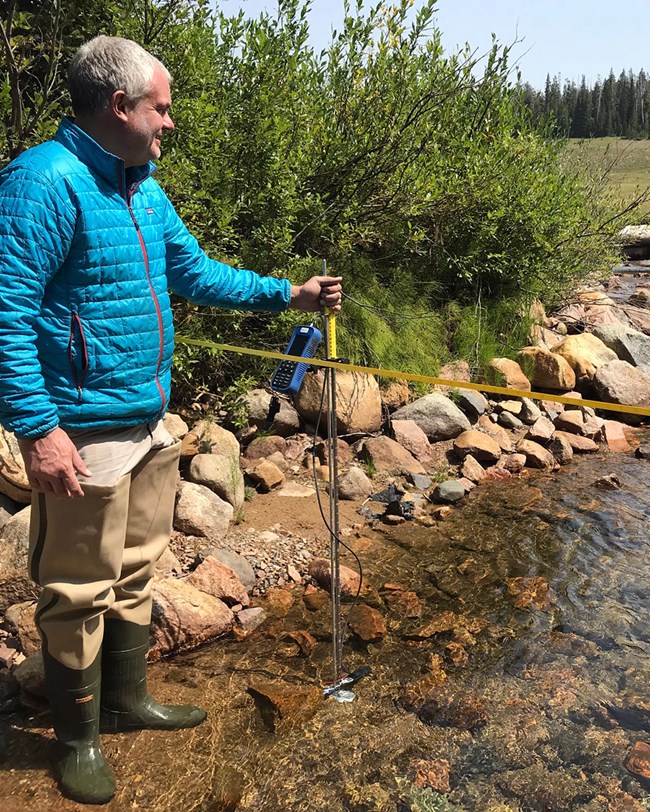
[71,447,92,478]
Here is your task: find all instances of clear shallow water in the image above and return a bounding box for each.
[3,438,650,811]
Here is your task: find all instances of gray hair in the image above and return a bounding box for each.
[69,35,171,115]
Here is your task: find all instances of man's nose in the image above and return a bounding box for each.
[163,113,174,131]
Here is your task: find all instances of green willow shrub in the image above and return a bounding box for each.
[0,0,622,415]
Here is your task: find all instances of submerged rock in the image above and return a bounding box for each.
[506,576,555,611]
[624,741,650,788]
[415,684,488,731]
[348,604,387,643]
[247,680,322,734]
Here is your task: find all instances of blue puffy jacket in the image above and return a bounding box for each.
[0,118,291,438]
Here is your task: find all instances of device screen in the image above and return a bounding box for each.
[288,331,311,357]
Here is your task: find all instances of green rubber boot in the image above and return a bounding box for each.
[100,619,207,733]
[43,650,116,805]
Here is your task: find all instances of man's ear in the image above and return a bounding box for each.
[110,89,130,123]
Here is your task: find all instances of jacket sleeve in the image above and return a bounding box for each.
[0,166,75,438]
[161,192,291,312]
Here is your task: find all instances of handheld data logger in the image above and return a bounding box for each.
[270,324,322,395]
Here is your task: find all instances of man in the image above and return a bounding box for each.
[0,35,341,805]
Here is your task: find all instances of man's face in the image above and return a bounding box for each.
[122,64,174,167]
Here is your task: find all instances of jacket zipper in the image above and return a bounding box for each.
[68,312,89,403]
[119,168,167,417]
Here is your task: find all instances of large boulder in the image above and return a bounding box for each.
[0,507,39,612]
[591,360,650,425]
[150,578,234,660]
[162,412,189,440]
[592,324,650,369]
[174,481,233,540]
[390,419,432,463]
[293,370,382,434]
[452,430,501,464]
[186,555,250,607]
[516,347,576,391]
[550,334,617,383]
[183,420,240,457]
[187,453,245,510]
[392,394,470,442]
[0,428,31,504]
[358,436,426,476]
[245,389,300,437]
[485,358,531,392]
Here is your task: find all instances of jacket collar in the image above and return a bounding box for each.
[54,117,156,196]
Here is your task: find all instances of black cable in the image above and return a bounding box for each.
[310,364,364,674]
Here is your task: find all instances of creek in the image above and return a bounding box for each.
[5,435,650,811]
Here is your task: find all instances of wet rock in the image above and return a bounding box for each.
[309,558,362,598]
[502,453,527,474]
[188,453,245,510]
[247,681,323,734]
[409,758,451,793]
[244,435,287,462]
[554,431,599,453]
[245,389,300,436]
[293,370,382,433]
[348,604,387,643]
[186,556,250,607]
[431,480,466,504]
[548,433,574,464]
[551,333,618,383]
[392,393,471,442]
[507,576,555,610]
[416,684,488,731]
[607,694,650,732]
[283,630,317,657]
[337,466,374,500]
[624,741,650,788]
[594,474,622,490]
[150,578,234,659]
[0,428,31,503]
[603,420,632,452]
[358,436,426,476]
[4,601,39,656]
[263,588,294,617]
[407,611,461,639]
[635,444,650,459]
[461,454,487,483]
[390,419,433,464]
[453,429,501,464]
[517,439,555,469]
[233,607,267,639]
[497,763,592,810]
[303,585,329,611]
[486,358,531,391]
[445,641,469,668]
[174,481,233,540]
[485,465,513,480]
[246,460,286,492]
[383,589,424,619]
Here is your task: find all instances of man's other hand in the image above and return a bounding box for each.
[290,275,342,313]
[18,427,91,498]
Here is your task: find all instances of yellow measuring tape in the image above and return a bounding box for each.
[175,336,650,419]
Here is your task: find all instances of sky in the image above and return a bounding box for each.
[218,0,649,89]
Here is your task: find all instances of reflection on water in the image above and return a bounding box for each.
[4,437,650,811]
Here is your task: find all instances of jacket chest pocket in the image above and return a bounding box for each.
[68,312,89,402]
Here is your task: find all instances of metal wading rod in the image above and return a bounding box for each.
[322,258,343,682]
